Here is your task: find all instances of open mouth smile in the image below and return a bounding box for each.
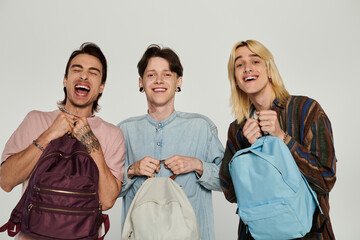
[244,76,257,82]
[152,88,167,92]
[75,83,90,96]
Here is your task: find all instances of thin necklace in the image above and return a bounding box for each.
[59,106,95,118]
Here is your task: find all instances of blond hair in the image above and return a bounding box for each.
[227,40,290,123]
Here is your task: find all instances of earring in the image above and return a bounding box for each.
[176,87,181,92]
[268,78,272,83]
[139,87,144,92]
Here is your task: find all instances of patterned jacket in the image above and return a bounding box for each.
[219,95,336,240]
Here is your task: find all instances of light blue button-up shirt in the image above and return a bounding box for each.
[118,111,224,240]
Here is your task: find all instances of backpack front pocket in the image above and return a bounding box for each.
[239,201,305,240]
[33,183,98,208]
[34,174,98,208]
[25,203,100,239]
[23,174,101,239]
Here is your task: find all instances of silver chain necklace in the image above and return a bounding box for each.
[59,106,95,118]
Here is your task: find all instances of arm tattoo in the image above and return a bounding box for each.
[78,125,100,154]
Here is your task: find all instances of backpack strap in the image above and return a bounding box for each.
[302,174,328,233]
[311,206,328,233]
[0,187,29,237]
[97,214,110,240]
[0,221,20,237]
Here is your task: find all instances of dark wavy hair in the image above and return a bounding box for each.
[58,42,107,113]
[137,44,183,78]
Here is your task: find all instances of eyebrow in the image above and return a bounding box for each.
[234,54,260,63]
[145,69,172,73]
[71,64,101,73]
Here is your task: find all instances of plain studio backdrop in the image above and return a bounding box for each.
[0,0,359,239]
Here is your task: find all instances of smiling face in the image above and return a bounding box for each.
[234,46,273,98]
[63,53,104,115]
[140,57,182,111]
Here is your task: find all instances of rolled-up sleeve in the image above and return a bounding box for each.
[197,124,224,191]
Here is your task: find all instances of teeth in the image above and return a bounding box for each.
[245,77,256,81]
[76,85,90,91]
[154,88,166,92]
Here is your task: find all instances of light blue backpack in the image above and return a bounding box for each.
[229,136,321,240]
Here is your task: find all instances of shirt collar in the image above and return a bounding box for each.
[272,98,285,109]
[249,98,285,114]
[146,110,177,127]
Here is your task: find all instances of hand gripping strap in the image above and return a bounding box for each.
[159,160,177,180]
[98,214,110,240]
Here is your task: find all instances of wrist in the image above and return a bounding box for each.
[127,164,135,179]
[34,133,52,151]
[195,159,203,176]
[32,139,44,152]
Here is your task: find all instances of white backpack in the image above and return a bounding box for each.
[121,177,200,240]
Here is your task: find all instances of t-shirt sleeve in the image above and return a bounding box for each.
[1,111,45,163]
[102,128,126,182]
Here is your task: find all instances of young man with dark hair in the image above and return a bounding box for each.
[0,42,125,240]
[118,44,224,240]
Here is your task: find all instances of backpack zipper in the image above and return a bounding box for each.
[28,203,96,214]
[34,185,96,196]
[43,151,89,159]
[28,150,91,179]
[59,150,89,159]
[26,203,97,229]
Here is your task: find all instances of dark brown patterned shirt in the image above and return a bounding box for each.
[220,96,336,240]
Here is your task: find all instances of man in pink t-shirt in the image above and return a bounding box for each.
[0,43,125,240]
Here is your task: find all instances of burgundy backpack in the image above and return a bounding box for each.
[0,135,109,240]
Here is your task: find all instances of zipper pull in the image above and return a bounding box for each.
[26,204,34,229]
[97,203,102,226]
[28,203,34,211]
[33,185,40,191]
[34,185,40,211]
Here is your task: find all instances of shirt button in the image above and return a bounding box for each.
[157,142,161,146]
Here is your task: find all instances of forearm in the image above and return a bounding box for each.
[0,144,43,192]
[82,133,120,210]
[95,155,122,210]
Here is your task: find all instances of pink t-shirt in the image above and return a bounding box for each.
[1,109,125,240]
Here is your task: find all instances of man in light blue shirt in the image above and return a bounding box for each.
[118,44,224,240]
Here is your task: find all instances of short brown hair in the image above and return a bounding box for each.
[137,44,183,78]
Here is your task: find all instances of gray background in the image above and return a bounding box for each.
[0,0,359,239]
